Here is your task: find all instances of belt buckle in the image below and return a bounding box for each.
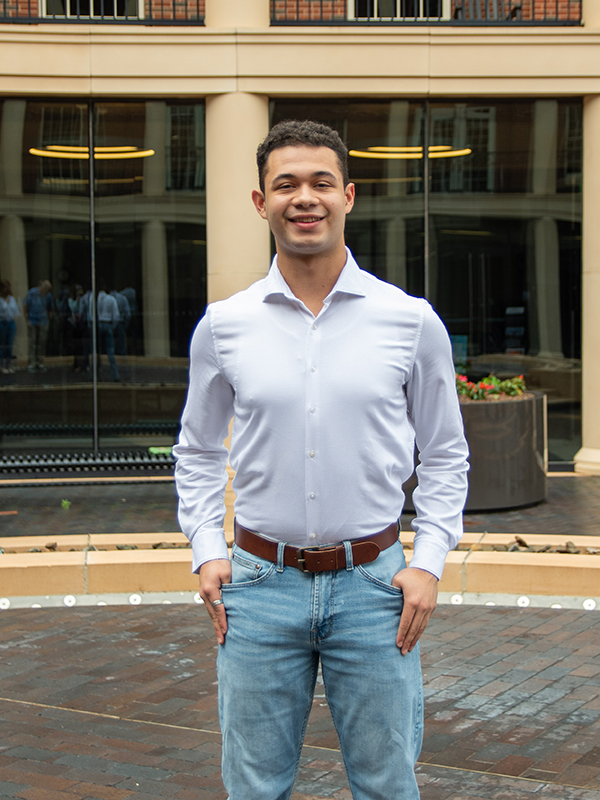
[296,546,322,573]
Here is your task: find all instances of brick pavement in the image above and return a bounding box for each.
[2,474,600,539]
[1,604,600,799]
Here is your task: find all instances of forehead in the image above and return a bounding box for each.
[264,145,343,182]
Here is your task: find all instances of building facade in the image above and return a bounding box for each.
[0,0,598,473]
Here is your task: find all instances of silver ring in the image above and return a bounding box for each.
[211,598,224,607]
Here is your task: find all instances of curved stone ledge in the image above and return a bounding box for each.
[0,531,599,601]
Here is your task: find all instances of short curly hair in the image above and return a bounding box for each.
[256,119,349,192]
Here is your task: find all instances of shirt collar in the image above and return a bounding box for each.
[262,248,366,304]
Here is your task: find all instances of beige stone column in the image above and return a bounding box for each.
[140,102,170,358]
[583,0,600,28]
[205,0,269,28]
[0,100,28,361]
[0,215,28,361]
[533,217,562,359]
[0,99,26,197]
[143,101,167,197]
[532,100,563,359]
[205,92,270,302]
[574,95,600,474]
[142,219,170,358]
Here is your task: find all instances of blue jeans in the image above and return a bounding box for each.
[218,539,423,800]
[0,320,10,368]
[98,321,119,381]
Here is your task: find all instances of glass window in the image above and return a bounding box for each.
[272,98,582,462]
[0,99,206,462]
[272,99,425,296]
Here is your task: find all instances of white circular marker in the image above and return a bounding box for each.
[551,603,562,609]
[97,601,107,606]
[0,598,10,610]
[31,603,42,609]
[194,593,204,604]
[485,601,496,606]
[129,594,142,606]
[517,596,530,607]
[450,594,463,605]
[162,599,172,605]
[583,599,597,611]
[63,595,77,607]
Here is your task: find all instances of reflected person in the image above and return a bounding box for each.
[24,279,52,373]
[93,282,120,382]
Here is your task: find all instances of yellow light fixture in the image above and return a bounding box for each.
[30,147,88,160]
[29,145,155,160]
[429,148,472,159]
[95,146,139,152]
[47,145,89,152]
[349,145,472,160]
[367,146,424,153]
[349,149,421,160]
[96,150,155,160]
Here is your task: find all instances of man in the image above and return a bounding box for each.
[110,287,131,357]
[174,120,469,800]
[24,279,53,372]
[92,282,120,382]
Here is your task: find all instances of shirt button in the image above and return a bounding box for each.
[312,323,317,330]
[309,450,315,458]
[310,493,315,500]
[311,365,316,372]
[310,533,317,540]
[309,407,315,414]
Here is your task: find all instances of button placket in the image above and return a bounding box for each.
[305,315,321,541]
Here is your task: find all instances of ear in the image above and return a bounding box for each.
[344,182,356,215]
[252,189,268,220]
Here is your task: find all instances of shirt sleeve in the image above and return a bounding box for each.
[173,308,235,572]
[405,302,469,580]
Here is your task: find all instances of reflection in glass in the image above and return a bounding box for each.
[0,100,93,455]
[93,101,206,450]
[0,99,206,461]
[428,100,582,461]
[273,98,582,461]
[272,99,425,297]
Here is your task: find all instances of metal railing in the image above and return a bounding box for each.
[1,0,204,23]
[271,0,581,24]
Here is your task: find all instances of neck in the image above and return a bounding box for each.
[277,245,347,317]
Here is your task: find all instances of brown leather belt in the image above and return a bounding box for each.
[234,521,399,573]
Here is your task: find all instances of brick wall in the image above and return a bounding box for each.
[1,0,205,19]
[272,0,580,21]
[145,0,203,20]
[271,0,347,22]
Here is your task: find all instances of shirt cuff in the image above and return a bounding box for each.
[190,528,230,573]
[409,533,451,581]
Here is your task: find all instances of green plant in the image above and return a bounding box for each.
[61,498,71,510]
[456,373,526,401]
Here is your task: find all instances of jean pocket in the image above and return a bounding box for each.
[356,540,406,594]
[221,544,275,589]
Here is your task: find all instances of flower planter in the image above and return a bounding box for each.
[403,392,547,513]
[461,392,547,511]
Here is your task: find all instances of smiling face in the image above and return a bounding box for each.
[252,145,355,264]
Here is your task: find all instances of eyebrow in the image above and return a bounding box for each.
[271,170,338,185]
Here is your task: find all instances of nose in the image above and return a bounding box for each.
[293,182,317,207]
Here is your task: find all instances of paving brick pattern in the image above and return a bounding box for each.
[2,474,600,539]
[1,604,600,799]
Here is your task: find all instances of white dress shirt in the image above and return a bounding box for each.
[174,250,469,579]
[95,291,119,324]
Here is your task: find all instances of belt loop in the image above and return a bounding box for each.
[276,541,285,573]
[343,540,354,571]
